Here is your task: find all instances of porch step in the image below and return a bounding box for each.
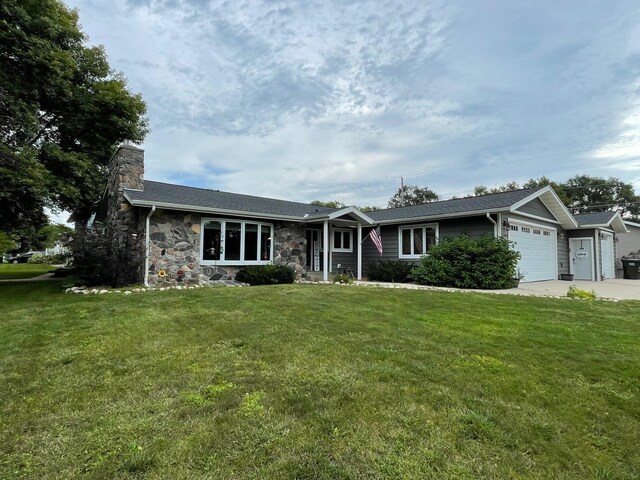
[304,271,337,282]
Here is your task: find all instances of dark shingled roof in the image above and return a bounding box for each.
[125,180,337,218]
[573,211,617,226]
[367,186,545,222]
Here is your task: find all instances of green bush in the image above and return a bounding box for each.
[411,235,520,289]
[366,260,413,283]
[567,285,597,300]
[28,253,67,264]
[235,264,296,285]
[334,273,353,284]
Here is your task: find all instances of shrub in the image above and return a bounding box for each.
[411,235,520,290]
[334,273,353,284]
[28,253,67,264]
[567,285,597,300]
[235,264,296,285]
[366,260,413,283]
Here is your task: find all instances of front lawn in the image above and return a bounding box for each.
[1,283,638,479]
[0,263,55,280]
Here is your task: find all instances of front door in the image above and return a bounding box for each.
[569,238,594,280]
[306,229,322,272]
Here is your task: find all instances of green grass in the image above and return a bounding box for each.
[1,283,639,479]
[0,263,54,280]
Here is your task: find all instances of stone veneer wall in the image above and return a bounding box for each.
[105,145,146,285]
[273,222,306,277]
[146,212,307,285]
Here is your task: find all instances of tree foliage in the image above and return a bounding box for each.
[0,0,148,234]
[388,185,439,208]
[472,175,639,219]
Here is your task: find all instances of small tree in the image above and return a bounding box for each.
[388,185,438,208]
[411,235,521,289]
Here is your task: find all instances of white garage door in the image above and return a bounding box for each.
[508,223,556,282]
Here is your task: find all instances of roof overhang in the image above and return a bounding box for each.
[579,212,630,233]
[624,220,640,228]
[375,207,506,225]
[510,186,578,229]
[124,192,309,223]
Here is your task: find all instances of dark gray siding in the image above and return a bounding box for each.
[506,213,569,277]
[332,251,358,272]
[439,216,495,240]
[515,198,556,221]
[362,215,496,274]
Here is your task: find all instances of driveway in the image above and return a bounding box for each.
[354,278,640,300]
[514,278,640,300]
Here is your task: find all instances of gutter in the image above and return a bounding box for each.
[486,212,498,237]
[143,205,156,287]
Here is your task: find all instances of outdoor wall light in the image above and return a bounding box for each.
[558,232,565,240]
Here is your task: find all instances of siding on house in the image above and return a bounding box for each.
[505,212,569,277]
[361,215,496,274]
[515,197,556,221]
[617,224,640,258]
[615,224,640,277]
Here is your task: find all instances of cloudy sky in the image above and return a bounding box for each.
[64,0,640,209]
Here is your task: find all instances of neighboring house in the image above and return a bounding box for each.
[95,144,631,286]
[615,220,640,276]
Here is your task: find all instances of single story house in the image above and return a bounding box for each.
[96,144,634,286]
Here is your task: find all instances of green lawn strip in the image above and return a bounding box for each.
[0,264,55,280]
[0,283,638,479]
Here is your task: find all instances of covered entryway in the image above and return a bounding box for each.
[569,238,594,280]
[508,222,557,282]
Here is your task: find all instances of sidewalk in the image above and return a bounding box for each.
[353,278,640,300]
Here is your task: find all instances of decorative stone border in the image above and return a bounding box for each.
[65,282,248,295]
[65,280,622,302]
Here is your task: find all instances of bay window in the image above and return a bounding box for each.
[398,224,438,258]
[202,218,273,264]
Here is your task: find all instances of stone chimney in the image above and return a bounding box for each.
[105,143,146,286]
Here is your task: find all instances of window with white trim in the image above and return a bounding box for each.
[399,224,438,258]
[332,229,353,252]
[201,218,273,265]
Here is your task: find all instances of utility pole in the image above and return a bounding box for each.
[400,176,404,207]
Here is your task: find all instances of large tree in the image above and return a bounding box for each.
[470,175,639,219]
[0,0,148,238]
[388,185,439,208]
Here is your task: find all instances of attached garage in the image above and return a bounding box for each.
[508,221,557,282]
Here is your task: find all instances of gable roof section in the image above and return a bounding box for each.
[367,186,577,228]
[509,186,578,229]
[125,180,338,220]
[574,211,629,233]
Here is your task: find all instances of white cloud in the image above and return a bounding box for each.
[66,0,640,205]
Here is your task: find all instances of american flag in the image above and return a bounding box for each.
[370,226,383,256]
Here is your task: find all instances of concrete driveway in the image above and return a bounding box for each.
[513,278,640,300]
[354,278,640,300]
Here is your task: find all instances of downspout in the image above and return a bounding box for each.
[486,213,498,237]
[144,205,156,287]
[595,229,601,281]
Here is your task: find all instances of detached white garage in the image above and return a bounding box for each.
[508,222,557,282]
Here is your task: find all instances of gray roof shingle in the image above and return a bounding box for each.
[573,211,617,226]
[125,180,337,218]
[125,181,549,223]
[367,187,545,222]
